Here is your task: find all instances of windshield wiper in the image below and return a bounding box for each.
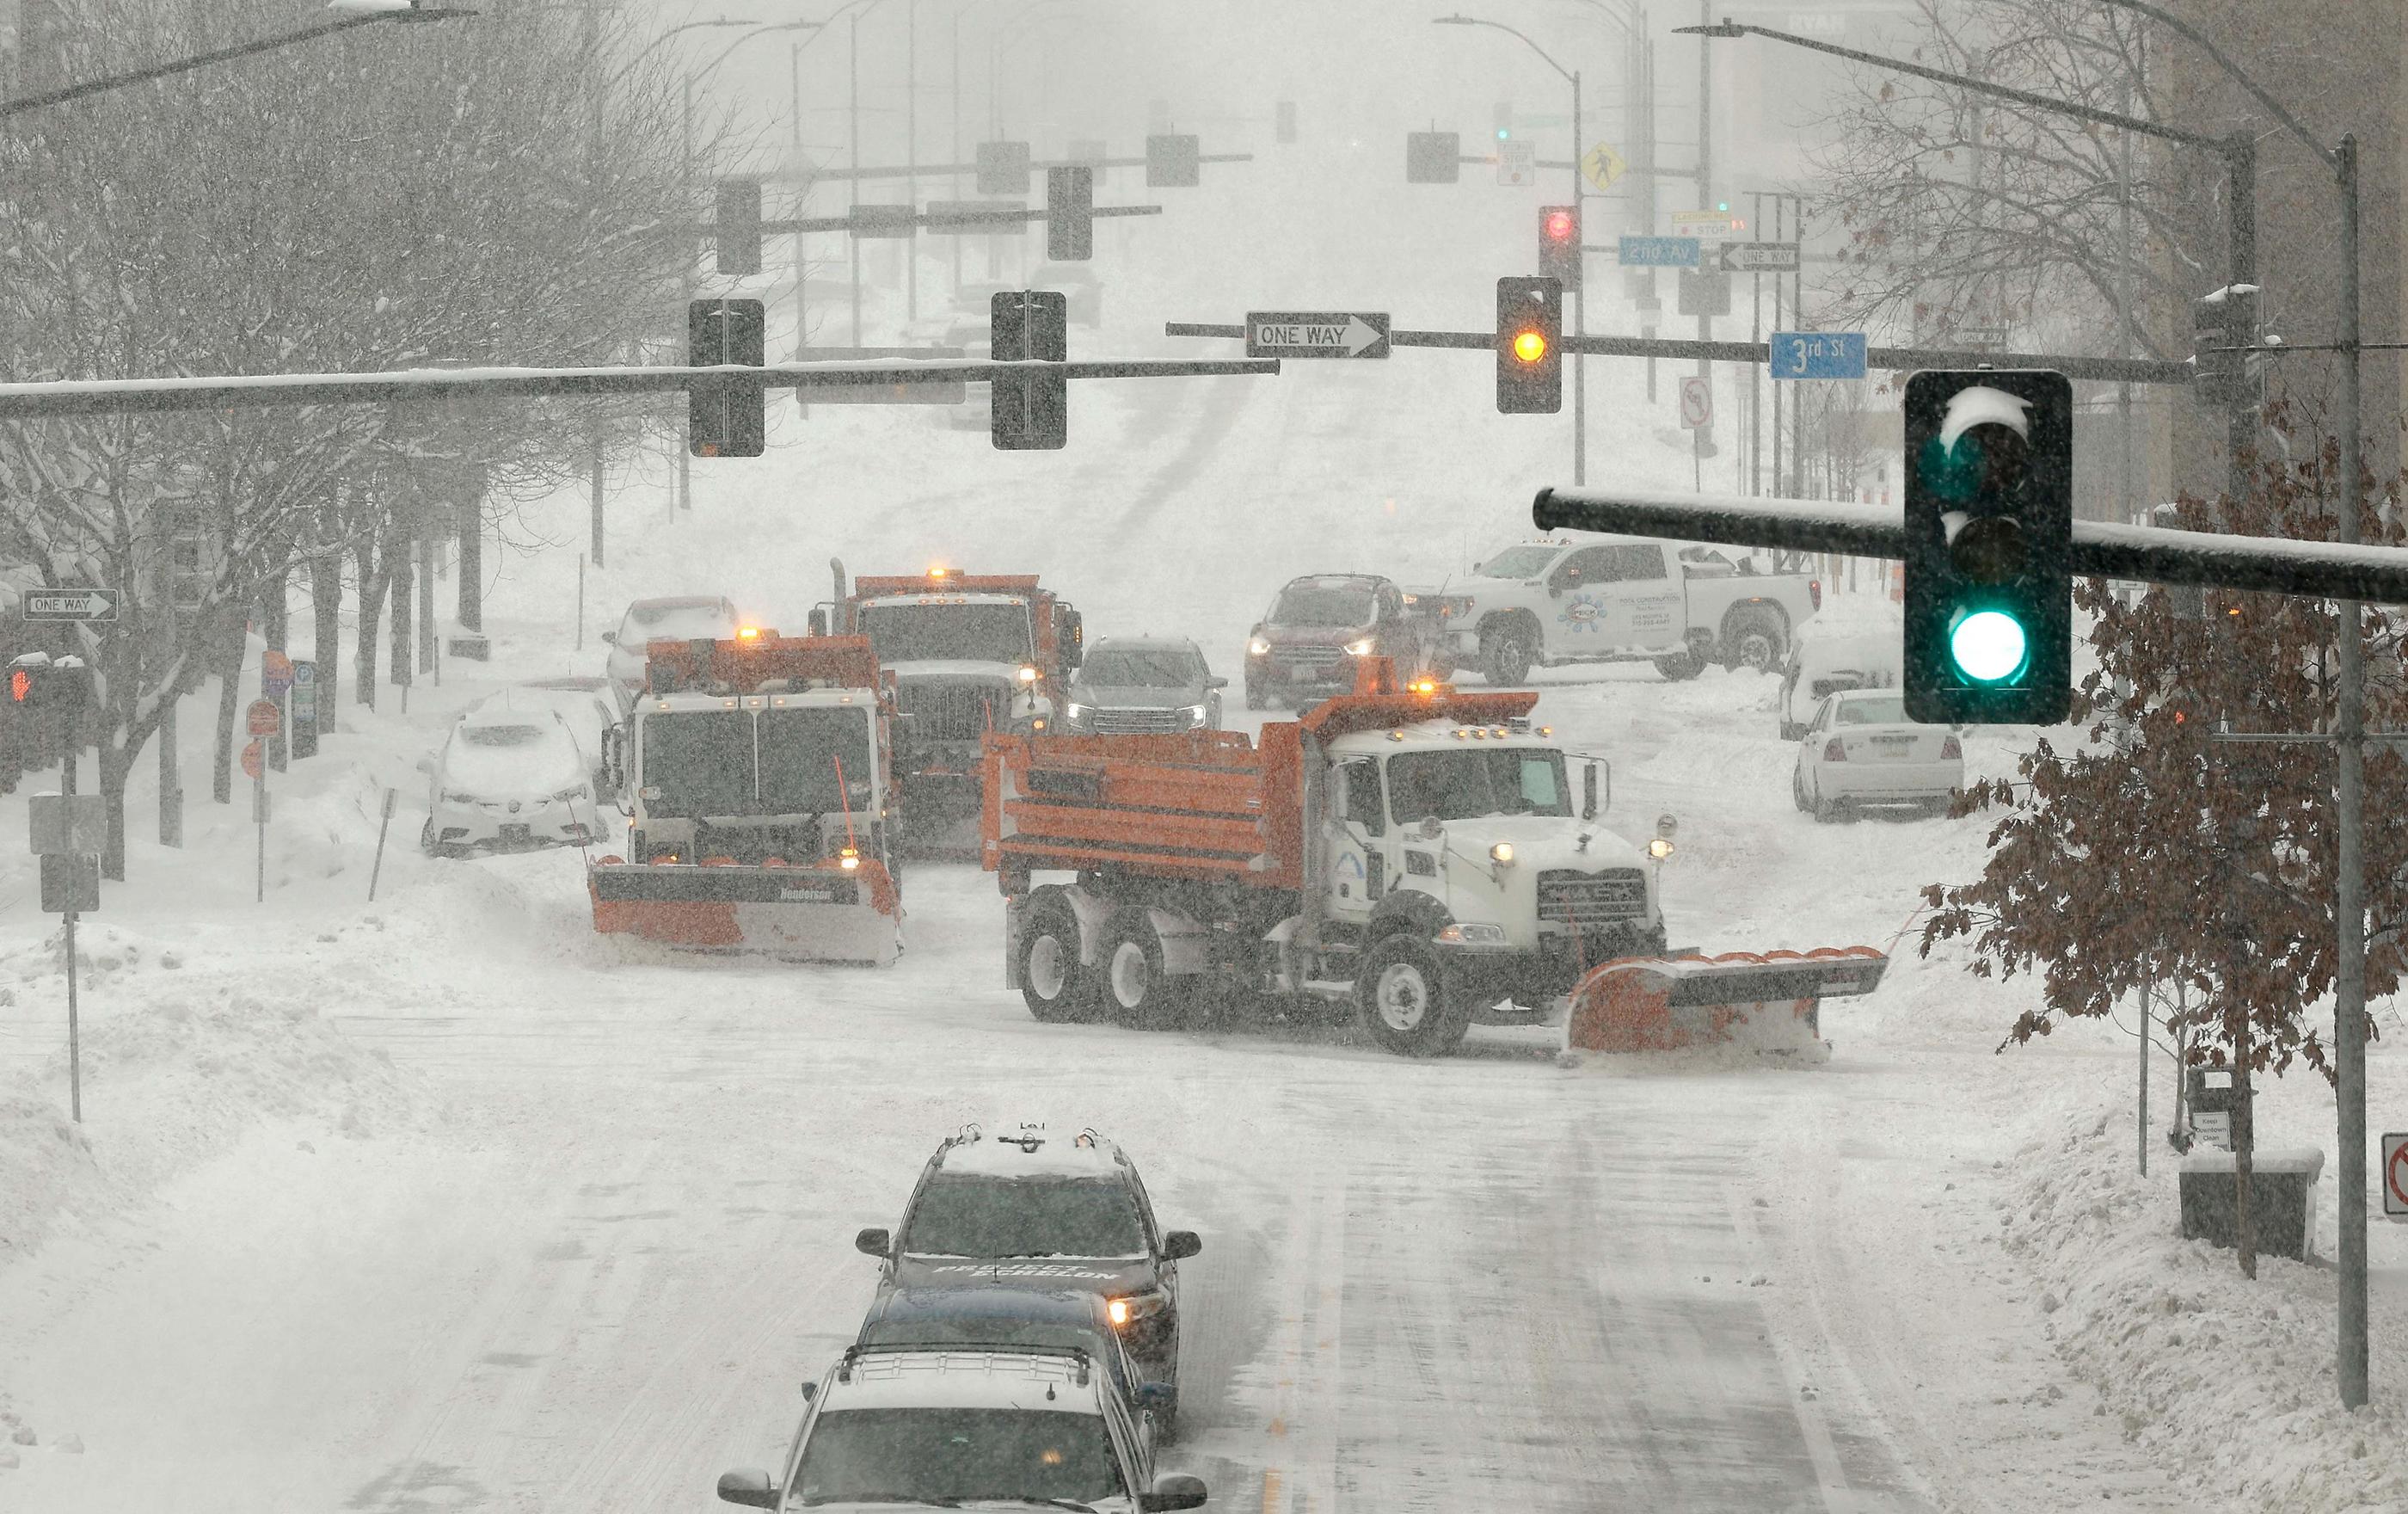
[948,1500,1100,1514]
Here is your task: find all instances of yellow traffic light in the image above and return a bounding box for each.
[1513,329,1549,363]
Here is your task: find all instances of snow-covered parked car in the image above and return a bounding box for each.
[419,704,602,856]
[602,595,741,708]
[714,1344,1203,1514]
[1777,631,1901,741]
[1791,688,1962,822]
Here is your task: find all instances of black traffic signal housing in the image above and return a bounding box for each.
[992,290,1067,451]
[1405,131,1460,184]
[1046,165,1093,262]
[1901,369,2074,724]
[1496,276,1563,415]
[1539,204,1581,290]
[2192,286,2261,408]
[689,298,766,458]
[976,139,1031,195]
[1146,133,1200,188]
[716,179,762,276]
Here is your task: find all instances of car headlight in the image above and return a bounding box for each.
[1346,637,1375,656]
[1437,922,1510,945]
[1107,1290,1168,1327]
[1248,636,1270,656]
[1184,703,1208,728]
[1066,701,1090,720]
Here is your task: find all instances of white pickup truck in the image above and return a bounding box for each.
[1409,538,1822,684]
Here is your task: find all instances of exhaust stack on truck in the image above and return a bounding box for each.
[588,633,903,964]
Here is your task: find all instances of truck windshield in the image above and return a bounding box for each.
[1476,545,1560,579]
[1386,749,1572,822]
[1269,585,1373,627]
[640,711,755,818]
[859,602,1035,664]
[903,1174,1146,1259]
[791,1406,1121,1507]
[757,708,876,815]
[1080,646,1197,687]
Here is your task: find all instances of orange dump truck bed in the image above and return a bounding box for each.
[980,677,1542,890]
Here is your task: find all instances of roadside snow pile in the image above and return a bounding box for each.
[0,931,416,1271]
[2004,1106,2406,1514]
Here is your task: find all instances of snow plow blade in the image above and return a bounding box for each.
[588,857,901,965]
[1564,948,1887,1055]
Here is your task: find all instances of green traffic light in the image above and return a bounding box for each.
[1950,609,2030,683]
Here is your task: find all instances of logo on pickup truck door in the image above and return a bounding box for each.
[1559,592,1605,633]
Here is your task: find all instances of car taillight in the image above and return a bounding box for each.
[1822,739,1846,762]
[1809,579,1823,611]
[1941,735,1962,760]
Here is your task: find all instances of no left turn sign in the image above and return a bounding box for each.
[2384,1132,2408,1222]
[1679,376,1711,428]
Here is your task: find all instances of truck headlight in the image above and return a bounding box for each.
[1107,1290,1168,1327]
[1065,701,1090,721]
[1648,838,1674,860]
[1017,664,1040,683]
[1346,637,1375,656]
[1248,636,1270,656]
[1438,922,1509,945]
[1184,703,1208,728]
[1489,841,1515,865]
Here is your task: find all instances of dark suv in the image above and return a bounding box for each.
[1244,572,1422,710]
[855,1124,1200,1412]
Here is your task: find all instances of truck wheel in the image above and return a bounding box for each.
[1478,626,1533,686]
[1354,933,1471,1057]
[1722,612,1786,674]
[1101,913,1189,1031]
[1017,891,1099,1023]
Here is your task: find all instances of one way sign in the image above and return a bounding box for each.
[21,588,119,622]
[1244,312,1391,360]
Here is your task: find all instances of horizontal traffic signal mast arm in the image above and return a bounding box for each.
[0,358,1280,421]
[752,205,1164,234]
[1532,486,2408,604]
[773,153,1252,182]
[1162,323,2193,386]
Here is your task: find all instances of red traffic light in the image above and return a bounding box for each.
[1544,208,1575,242]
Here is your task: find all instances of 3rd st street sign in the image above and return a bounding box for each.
[20,588,118,622]
[1244,312,1391,360]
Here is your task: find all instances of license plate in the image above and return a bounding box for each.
[500,823,532,840]
[1871,736,1915,760]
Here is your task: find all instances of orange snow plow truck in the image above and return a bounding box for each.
[981,659,1885,1056]
[587,633,903,965]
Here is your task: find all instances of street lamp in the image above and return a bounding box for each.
[1431,13,1588,486]
[0,0,472,119]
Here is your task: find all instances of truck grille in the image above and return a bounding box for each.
[899,681,1005,742]
[1537,869,1649,926]
[1087,705,1189,734]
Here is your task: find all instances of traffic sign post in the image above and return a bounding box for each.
[1244,312,1391,360]
[2384,1133,2407,1222]
[243,735,268,903]
[1769,331,1869,381]
[1618,236,1700,268]
[20,588,118,622]
[28,785,100,1124]
[1718,241,1800,274]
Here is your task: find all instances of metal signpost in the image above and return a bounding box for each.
[1618,235,1700,268]
[28,791,102,1123]
[2385,1133,2406,1222]
[245,699,278,903]
[1243,313,1391,360]
[368,788,398,903]
[1768,331,1869,381]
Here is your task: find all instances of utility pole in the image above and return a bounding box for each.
[2333,129,2368,1412]
[849,12,862,346]
[1571,66,1586,486]
[1693,0,1713,461]
[906,0,918,323]
[793,40,809,362]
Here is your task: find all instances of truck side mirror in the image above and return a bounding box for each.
[1582,762,1602,821]
[854,1226,891,1257]
[1062,609,1084,669]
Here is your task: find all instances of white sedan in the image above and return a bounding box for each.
[1791,689,1963,823]
[420,706,602,856]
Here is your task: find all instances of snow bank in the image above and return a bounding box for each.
[2004,1108,2407,1513]
[0,920,417,1272]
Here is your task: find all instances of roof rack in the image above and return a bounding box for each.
[842,1340,1092,1388]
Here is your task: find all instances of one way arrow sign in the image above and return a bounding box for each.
[21,588,119,622]
[1244,311,1391,360]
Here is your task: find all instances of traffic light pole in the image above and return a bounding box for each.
[1572,67,1586,486]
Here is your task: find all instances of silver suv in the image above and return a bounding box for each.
[716,1345,1207,1513]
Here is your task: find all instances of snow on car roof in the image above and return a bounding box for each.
[830,1349,1102,1414]
[937,1129,1127,1179]
[459,700,565,729]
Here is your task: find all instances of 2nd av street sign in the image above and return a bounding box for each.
[21,588,118,622]
[1244,312,1391,360]
[1719,241,1800,274]
[1618,236,1700,268]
